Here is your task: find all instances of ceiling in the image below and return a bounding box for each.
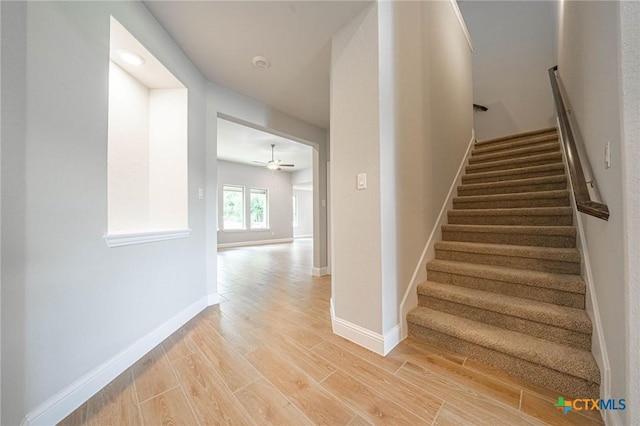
[217,118,313,172]
[143,1,371,129]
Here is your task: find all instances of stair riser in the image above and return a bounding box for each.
[458,181,567,197]
[417,295,591,350]
[407,324,599,399]
[470,145,560,164]
[435,249,581,274]
[475,131,558,149]
[462,168,565,185]
[466,154,562,174]
[442,230,576,248]
[426,270,585,308]
[447,214,573,226]
[473,137,559,156]
[453,197,570,210]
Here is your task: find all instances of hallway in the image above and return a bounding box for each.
[60,240,602,425]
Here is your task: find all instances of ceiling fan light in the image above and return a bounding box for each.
[267,162,279,170]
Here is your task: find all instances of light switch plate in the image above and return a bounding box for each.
[605,141,611,169]
[357,173,367,190]
[198,188,205,200]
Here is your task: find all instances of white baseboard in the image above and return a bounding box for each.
[294,234,313,239]
[604,410,623,426]
[556,119,611,408]
[207,292,220,306]
[398,130,476,339]
[575,207,611,399]
[311,266,329,277]
[330,298,400,356]
[217,238,293,249]
[576,208,612,400]
[23,296,208,426]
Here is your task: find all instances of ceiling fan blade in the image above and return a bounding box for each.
[253,161,268,165]
[279,164,295,167]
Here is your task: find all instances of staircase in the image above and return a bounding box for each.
[407,127,600,399]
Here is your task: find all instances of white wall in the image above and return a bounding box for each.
[0,0,3,413]
[620,3,640,423]
[459,1,557,140]
[331,1,472,347]
[1,4,25,423]
[380,0,474,336]
[291,169,314,238]
[1,2,207,424]
[556,1,627,423]
[291,167,313,187]
[293,189,313,238]
[149,89,189,230]
[331,3,384,334]
[108,62,151,232]
[217,160,293,245]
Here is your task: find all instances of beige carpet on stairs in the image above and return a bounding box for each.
[407,127,600,399]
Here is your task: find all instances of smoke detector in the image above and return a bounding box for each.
[252,55,270,70]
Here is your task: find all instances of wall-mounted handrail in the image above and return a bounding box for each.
[548,66,609,221]
[473,103,488,112]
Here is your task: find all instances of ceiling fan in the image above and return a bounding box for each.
[254,144,295,170]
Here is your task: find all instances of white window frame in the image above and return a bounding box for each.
[249,187,269,231]
[222,184,245,231]
[292,194,299,228]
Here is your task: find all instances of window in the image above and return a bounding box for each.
[223,185,245,230]
[105,17,189,247]
[250,188,269,229]
[292,194,299,227]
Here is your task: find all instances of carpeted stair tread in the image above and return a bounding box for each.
[406,306,599,383]
[475,127,558,147]
[472,134,559,156]
[417,281,592,334]
[448,207,572,226]
[469,142,560,164]
[466,151,562,175]
[457,175,567,196]
[434,241,581,274]
[426,259,585,294]
[453,190,571,209]
[441,224,576,248]
[462,163,566,185]
[442,224,576,235]
[449,206,573,217]
[435,240,580,263]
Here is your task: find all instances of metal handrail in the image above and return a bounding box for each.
[548,66,609,221]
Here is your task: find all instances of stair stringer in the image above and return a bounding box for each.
[557,119,617,425]
[399,130,476,339]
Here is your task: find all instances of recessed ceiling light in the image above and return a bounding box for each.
[117,49,145,66]
[252,55,270,70]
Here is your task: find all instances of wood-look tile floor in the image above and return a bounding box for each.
[60,239,603,426]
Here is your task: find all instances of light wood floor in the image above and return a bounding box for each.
[60,238,603,425]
